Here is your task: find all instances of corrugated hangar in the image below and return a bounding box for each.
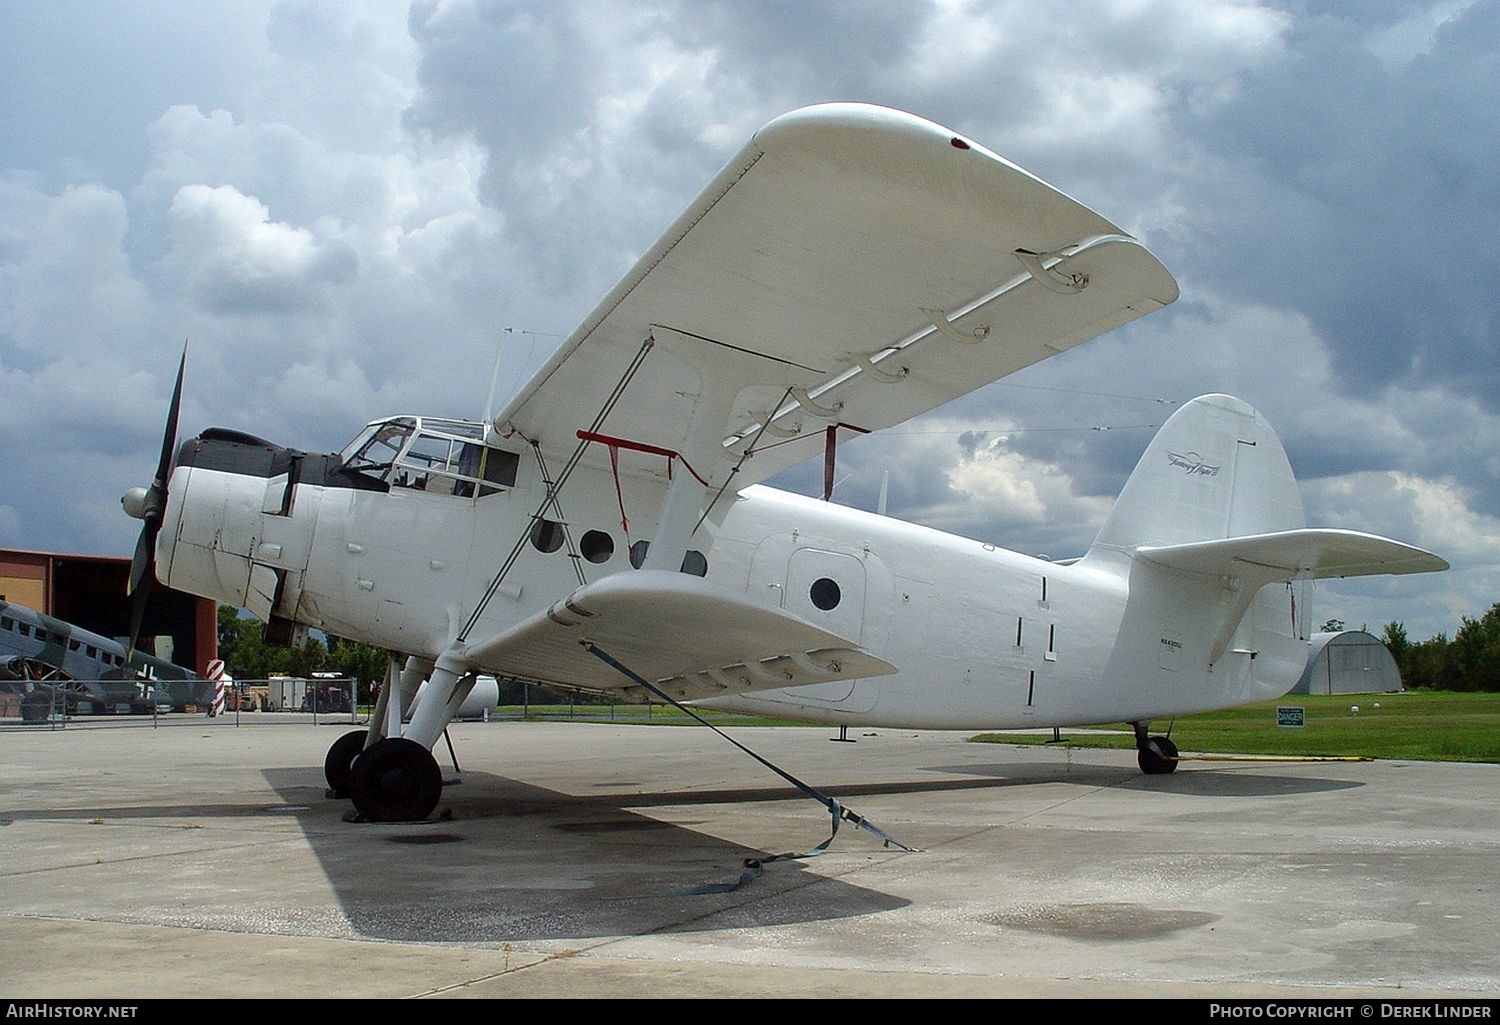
[1292,630,1403,695]
[0,547,217,674]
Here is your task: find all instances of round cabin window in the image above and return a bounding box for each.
[809,577,841,611]
[529,518,565,554]
[580,529,614,564]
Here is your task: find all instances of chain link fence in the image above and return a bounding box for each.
[0,676,360,729]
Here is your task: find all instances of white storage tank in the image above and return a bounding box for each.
[412,674,500,721]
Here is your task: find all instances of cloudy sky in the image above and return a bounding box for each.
[2,0,1495,640]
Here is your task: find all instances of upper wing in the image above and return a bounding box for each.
[462,570,895,701]
[495,103,1179,489]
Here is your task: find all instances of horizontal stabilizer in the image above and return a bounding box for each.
[462,571,895,701]
[1136,529,1449,581]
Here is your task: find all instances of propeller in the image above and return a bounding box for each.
[121,343,187,656]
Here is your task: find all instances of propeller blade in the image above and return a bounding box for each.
[154,344,187,491]
[126,507,161,655]
[127,342,188,657]
[128,523,153,597]
[126,556,150,657]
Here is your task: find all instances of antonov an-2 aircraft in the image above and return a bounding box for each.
[122,104,1446,823]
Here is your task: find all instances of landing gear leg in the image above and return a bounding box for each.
[347,653,467,822]
[327,657,424,799]
[1132,721,1179,775]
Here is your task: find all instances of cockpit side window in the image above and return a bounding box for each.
[476,447,520,496]
[397,432,458,493]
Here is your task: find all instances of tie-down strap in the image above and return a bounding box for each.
[583,640,920,891]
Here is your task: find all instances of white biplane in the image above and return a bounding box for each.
[122,104,1446,823]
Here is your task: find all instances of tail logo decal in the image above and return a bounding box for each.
[1165,451,1221,477]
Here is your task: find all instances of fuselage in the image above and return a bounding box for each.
[155,415,1305,731]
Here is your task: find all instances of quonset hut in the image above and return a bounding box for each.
[1292,630,1403,695]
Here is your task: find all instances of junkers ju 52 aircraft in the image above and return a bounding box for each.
[0,597,205,717]
[122,104,1446,824]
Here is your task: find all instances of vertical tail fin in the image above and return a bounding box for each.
[1085,394,1305,569]
[1077,394,1444,714]
[1080,394,1311,707]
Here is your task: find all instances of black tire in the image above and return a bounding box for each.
[324,730,369,797]
[1138,735,1180,775]
[348,737,442,822]
[19,691,51,723]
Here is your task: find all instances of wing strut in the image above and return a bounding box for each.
[583,641,920,864]
[821,422,871,501]
[823,425,837,501]
[461,334,657,643]
[691,385,795,535]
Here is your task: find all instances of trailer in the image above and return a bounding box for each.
[265,676,308,712]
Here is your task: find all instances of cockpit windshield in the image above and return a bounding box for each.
[340,417,416,474]
[339,416,519,497]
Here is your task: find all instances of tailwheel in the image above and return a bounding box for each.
[348,737,443,822]
[1137,734,1179,775]
[324,730,369,798]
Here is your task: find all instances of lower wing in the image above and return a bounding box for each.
[461,570,895,702]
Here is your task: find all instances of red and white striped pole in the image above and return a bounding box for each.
[207,659,226,718]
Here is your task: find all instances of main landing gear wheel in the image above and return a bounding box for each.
[324,730,368,797]
[1138,735,1179,775]
[348,737,442,822]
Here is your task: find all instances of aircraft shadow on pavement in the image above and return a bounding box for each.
[258,755,1358,942]
[5,754,1358,944]
[261,767,911,943]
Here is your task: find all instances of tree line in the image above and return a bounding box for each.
[1382,602,1500,692]
[217,605,389,698]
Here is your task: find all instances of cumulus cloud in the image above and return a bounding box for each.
[0,4,505,555]
[162,183,357,315]
[941,430,1115,556]
[1308,472,1500,566]
[1304,469,1500,638]
[0,180,155,363]
[1182,2,1500,405]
